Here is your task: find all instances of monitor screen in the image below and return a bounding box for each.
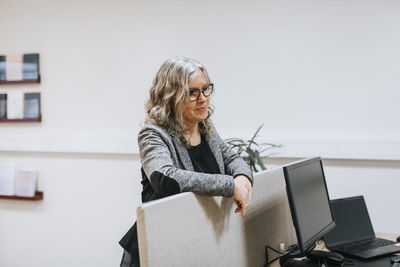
[283,157,335,253]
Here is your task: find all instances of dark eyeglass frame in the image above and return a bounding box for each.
[188,83,214,102]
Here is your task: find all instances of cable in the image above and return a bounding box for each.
[264,252,285,266]
[264,245,283,267]
[263,242,353,267]
[264,244,298,267]
[266,245,284,255]
[265,255,281,266]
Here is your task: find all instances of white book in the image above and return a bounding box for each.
[7,92,24,119]
[15,169,38,197]
[0,164,16,196]
[6,54,23,81]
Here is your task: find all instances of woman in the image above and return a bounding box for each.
[119,57,253,267]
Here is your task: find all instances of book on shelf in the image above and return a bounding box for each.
[0,53,40,82]
[0,55,5,81]
[0,94,6,118]
[0,164,16,196]
[6,92,24,119]
[24,92,41,119]
[15,170,38,197]
[5,54,23,81]
[23,54,40,80]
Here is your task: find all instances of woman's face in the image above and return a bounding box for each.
[182,70,210,127]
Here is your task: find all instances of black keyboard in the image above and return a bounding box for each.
[338,238,396,253]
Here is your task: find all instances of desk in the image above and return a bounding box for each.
[270,233,399,267]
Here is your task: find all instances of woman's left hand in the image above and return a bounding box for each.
[232,175,252,216]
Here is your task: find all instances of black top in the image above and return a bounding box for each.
[187,135,220,174]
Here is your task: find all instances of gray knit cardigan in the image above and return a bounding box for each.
[138,123,254,197]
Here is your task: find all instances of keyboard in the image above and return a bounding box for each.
[338,238,396,253]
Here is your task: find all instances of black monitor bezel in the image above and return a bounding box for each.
[283,157,336,253]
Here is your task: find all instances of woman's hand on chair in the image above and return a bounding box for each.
[233,175,252,216]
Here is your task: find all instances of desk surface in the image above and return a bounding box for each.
[271,233,399,267]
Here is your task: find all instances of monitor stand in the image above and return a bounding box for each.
[280,246,344,267]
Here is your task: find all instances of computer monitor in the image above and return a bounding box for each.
[283,157,336,254]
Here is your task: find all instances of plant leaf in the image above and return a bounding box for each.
[224,123,281,173]
[254,150,266,170]
[245,124,264,151]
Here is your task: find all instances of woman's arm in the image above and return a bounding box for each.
[209,125,254,216]
[211,125,254,185]
[138,126,235,197]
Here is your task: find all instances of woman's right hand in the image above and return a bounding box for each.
[232,175,252,217]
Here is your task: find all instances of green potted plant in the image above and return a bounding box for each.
[225,124,281,173]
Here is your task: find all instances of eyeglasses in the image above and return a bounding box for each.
[188,83,214,102]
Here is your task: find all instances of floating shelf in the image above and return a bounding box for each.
[0,76,41,85]
[0,116,42,122]
[0,191,43,201]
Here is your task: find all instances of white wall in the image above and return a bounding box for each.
[1,0,400,153]
[0,152,142,267]
[1,0,400,266]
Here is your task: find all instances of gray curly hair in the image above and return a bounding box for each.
[145,57,214,146]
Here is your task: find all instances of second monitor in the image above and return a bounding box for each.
[280,157,342,266]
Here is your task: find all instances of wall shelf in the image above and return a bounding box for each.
[0,191,43,201]
[0,116,42,122]
[0,76,41,85]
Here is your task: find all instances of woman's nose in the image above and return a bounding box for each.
[197,91,207,102]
